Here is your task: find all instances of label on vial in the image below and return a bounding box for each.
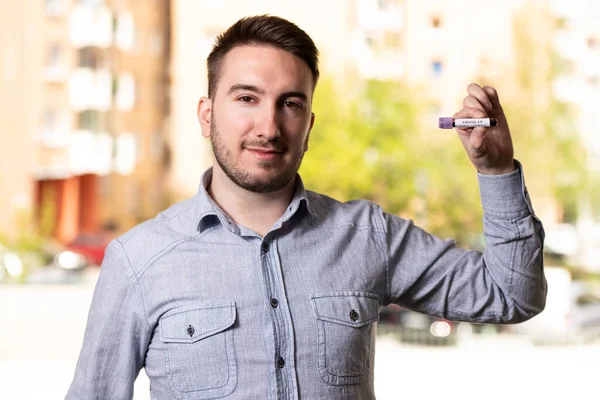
[454,118,491,127]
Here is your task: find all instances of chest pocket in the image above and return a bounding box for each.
[159,303,237,398]
[311,292,380,386]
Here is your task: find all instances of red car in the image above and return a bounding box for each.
[64,233,112,266]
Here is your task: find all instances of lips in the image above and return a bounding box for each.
[245,147,285,161]
[245,147,283,154]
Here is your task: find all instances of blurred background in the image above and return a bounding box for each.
[1,0,599,399]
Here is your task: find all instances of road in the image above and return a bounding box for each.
[1,272,598,400]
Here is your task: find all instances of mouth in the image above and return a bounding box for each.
[245,147,285,161]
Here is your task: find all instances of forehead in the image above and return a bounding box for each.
[216,45,314,96]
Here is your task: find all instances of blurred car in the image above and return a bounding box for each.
[0,240,88,284]
[379,304,457,346]
[564,283,600,343]
[64,232,112,266]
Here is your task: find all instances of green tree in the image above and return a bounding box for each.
[301,78,422,215]
[300,3,591,247]
[301,77,483,245]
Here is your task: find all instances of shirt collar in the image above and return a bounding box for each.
[194,167,316,233]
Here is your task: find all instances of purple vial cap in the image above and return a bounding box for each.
[438,117,453,129]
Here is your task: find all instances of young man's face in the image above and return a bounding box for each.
[198,45,315,193]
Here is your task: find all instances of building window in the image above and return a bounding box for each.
[431,16,442,28]
[46,44,62,67]
[78,47,103,69]
[587,37,599,49]
[115,133,137,175]
[78,110,107,132]
[431,60,443,77]
[41,110,69,147]
[115,73,136,111]
[44,44,65,81]
[46,0,63,16]
[115,11,136,51]
[42,110,57,136]
[377,0,392,10]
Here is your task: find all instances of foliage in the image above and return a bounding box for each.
[301,77,483,245]
[301,6,591,242]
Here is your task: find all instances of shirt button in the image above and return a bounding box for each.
[187,325,195,337]
[261,242,269,252]
[270,298,279,308]
[277,357,285,368]
[349,309,359,321]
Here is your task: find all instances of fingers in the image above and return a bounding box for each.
[463,95,485,110]
[466,83,493,112]
[482,86,502,110]
[453,106,487,120]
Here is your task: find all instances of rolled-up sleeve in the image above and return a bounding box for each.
[383,161,546,323]
[66,239,151,399]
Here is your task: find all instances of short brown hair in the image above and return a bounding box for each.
[206,15,320,98]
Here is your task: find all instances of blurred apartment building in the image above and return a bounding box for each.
[550,0,600,268]
[2,0,597,255]
[169,0,597,224]
[168,0,528,194]
[0,0,170,242]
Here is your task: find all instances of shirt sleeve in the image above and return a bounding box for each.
[66,239,151,399]
[381,160,546,323]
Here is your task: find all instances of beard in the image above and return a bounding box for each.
[210,115,306,193]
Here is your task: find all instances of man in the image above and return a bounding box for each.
[67,15,546,400]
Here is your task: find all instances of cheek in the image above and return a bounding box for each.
[224,108,254,134]
[214,113,252,141]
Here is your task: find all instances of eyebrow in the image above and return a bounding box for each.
[227,84,308,102]
[227,84,265,95]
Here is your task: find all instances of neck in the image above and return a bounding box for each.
[207,166,296,237]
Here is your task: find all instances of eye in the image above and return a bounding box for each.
[237,96,255,103]
[284,100,303,109]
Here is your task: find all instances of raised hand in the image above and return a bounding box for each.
[453,83,515,175]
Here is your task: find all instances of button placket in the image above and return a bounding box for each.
[261,242,269,253]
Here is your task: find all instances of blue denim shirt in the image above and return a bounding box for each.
[67,163,545,400]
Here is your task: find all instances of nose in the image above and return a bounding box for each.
[257,105,280,140]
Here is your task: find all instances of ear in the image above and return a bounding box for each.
[304,112,315,152]
[197,97,212,138]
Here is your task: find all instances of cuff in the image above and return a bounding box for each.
[478,160,538,219]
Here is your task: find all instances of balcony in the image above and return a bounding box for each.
[114,133,137,175]
[39,112,71,148]
[115,73,136,111]
[68,130,113,176]
[43,66,68,83]
[44,44,67,82]
[115,11,135,51]
[68,68,112,111]
[68,3,113,48]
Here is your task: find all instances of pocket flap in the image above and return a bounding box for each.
[311,292,379,328]
[160,303,236,343]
